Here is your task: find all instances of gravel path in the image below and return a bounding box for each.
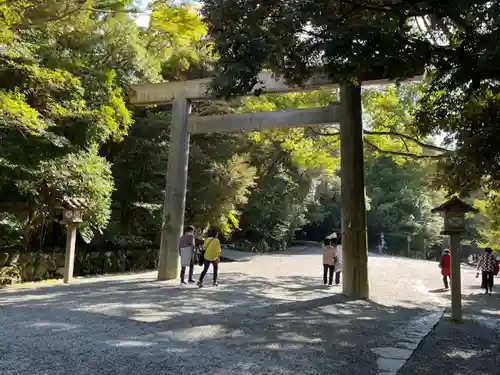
[398,314,500,375]
[0,247,494,375]
[398,265,500,375]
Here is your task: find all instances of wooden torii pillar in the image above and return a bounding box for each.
[129,74,419,298]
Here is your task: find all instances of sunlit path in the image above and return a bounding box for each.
[0,246,493,375]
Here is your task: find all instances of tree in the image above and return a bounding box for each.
[0,0,159,250]
[202,0,500,194]
[231,90,342,248]
[474,193,500,250]
[365,155,443,253]
[306,84,450,160]
[201,0,430,98]
[110,109,257,242]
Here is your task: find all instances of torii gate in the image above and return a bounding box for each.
[129,73,418,298]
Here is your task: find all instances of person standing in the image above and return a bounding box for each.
[197,229,221,288]
[322,238,336,286]
[476,247,498,294]
[179,226,196,284]
[439,249,451,289]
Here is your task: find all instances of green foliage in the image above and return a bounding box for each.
[365,156,443,249]
[109,111,257,240]
[201,0,430,98]
[2,0,495,262]
[147,2,213,81]
[363,84,435,162]
[237,142,311,246]
[187,137,257,234]
[202,0,500,194]
[474,194,500,250]
[300,175,342,240]
[0,214,24,250]
[419,84,500,194]
[242,90,340,172]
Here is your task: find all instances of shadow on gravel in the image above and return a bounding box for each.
[398,317,499,375]
[398,281,500,375]
[428,288,449,293]
[0,272,441,375]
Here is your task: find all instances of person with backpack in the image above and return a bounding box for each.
[439,249,451,289]
[476,247,499,294]
[197,228,221,288]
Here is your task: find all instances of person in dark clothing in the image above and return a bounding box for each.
[476,247,498,294]
[179,226,196,284]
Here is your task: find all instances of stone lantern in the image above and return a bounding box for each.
[432,196,477,235]
[431,196,478,322]
[57,197,88,284]
[62,206,83,224]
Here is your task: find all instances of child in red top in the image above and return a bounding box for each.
[439,249,451,289]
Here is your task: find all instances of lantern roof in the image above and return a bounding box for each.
[431,196,478,214]
[57,197,88,210]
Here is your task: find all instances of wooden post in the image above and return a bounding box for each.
[158,98,191,281]
[450,234,462,321]
[63,223,77,284]
[339,82,369,299]
[407,235,411,258]
[431,197,478,322]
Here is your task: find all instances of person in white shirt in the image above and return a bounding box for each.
[322,238,336,286]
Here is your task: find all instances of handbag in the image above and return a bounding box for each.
[193,247,201,265]
[198,238,215,266]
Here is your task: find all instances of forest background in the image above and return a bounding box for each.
[1,0,499,281]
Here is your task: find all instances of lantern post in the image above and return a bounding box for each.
[432,197,478,322]
[58,198,87,284]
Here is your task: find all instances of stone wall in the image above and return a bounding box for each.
[0,249,158,285]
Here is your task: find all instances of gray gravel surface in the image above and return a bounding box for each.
[398,315,500,375]
[0,247,494,375]
[399,276,500,375]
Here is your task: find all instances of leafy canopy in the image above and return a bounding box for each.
[202,0,500,194]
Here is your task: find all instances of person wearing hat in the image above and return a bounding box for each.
[325,232,338,240]
[439,249,451,289]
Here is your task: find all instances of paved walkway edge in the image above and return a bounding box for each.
[372,310,444,375]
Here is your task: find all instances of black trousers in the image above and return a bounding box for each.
[482,271,494,292]
[335,270,341,285]
[323,265,335,285]
[199,260,218,284]
[180,260,194,282]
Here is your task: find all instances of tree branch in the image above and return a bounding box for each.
[308,126,453,159]
[363,130,451,153]
[364,138,445,160]
[309,126,451,153]
[337,0,427,17]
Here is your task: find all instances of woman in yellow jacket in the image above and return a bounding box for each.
[197,228,221,287]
